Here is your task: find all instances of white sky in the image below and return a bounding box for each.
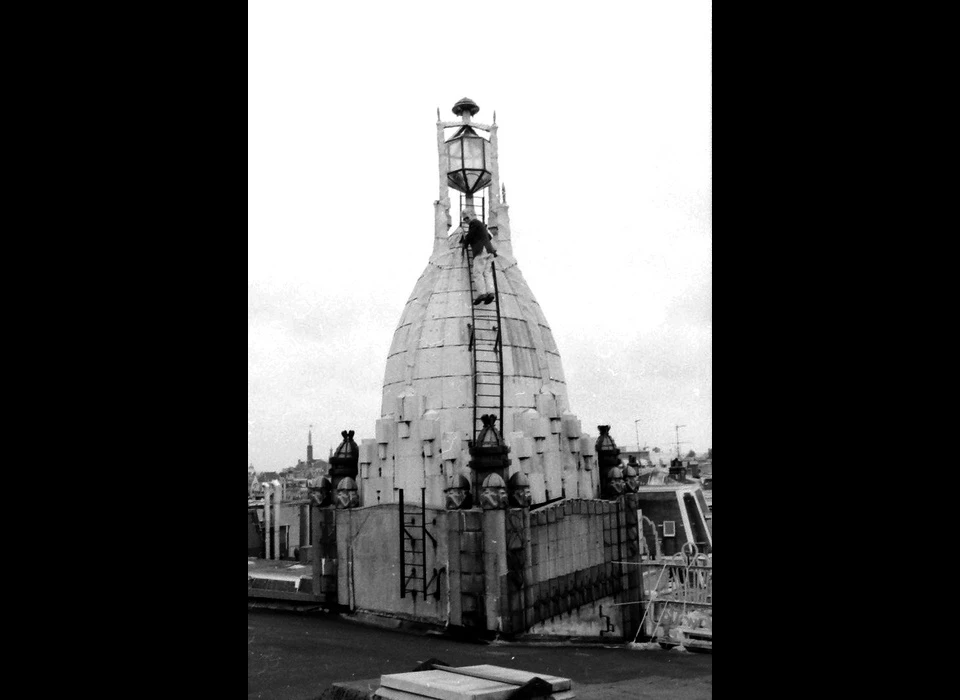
[249,0,712,471]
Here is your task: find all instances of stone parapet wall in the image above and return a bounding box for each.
[322,494,644,640]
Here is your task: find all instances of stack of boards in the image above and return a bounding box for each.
[374,664,575,700]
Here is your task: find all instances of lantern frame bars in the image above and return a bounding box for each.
[445,125,492,196]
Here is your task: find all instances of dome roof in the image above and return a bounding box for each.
[381,231,569,438]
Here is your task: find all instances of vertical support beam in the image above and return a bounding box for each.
[263,484,272,560]
[311,502,322,599]
[272,485,281,560]
[437,118,447,200]
[421,487,428,597]
[489,123,500,210]
[299,502,308,549]
[399,489,406,598]
[482,508,507,633]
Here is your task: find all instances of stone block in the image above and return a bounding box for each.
[509,432,532,459]
[441,344,470,377]
[461,531,483,555]
[442,316,466,346]
[460,552,480,574]
[510,346,540,378]
[535,393,558,418]
[359,438,376,465]
[546,352,566,384]
[440,431,462,463]
[579,434,596,457]
[549,417,562,435]
[561,413,581,439]
[382,354,406,387]
[460,510,482,531]
[375,418,393,444]
[387,323,411,357]
[418,317,445,348]
[438,375,465,410]
[411,348,443,380]
[416,378,443,411]
[407,393,427,421]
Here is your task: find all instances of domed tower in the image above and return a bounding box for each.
[361,98,599,509]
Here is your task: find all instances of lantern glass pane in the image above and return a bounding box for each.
[447,140,462,169]
[447,172,466,191]
[463,137,484,168]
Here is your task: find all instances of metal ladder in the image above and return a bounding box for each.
[464,242,504,445]
[398,488,441,600]
[458,193,486,224]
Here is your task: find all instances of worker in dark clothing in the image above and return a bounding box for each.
[461,208,498,305]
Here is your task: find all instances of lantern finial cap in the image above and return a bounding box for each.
[452,97,480,117]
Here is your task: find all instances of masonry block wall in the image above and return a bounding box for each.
[472,498,643,639]
[296,506,338,601]
[335,504,450,624]
[446,509,485,629]
[360,394,601,511]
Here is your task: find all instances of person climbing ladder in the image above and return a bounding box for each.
[461,208,498,305]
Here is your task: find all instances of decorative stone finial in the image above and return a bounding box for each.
[480,472,508,510]
[335,476,359,509]
[508,471,532,508]
[603,466,626,500]
[444,472,473,510]
[307,475,333,507]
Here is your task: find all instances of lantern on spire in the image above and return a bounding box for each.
[445,97,492,195]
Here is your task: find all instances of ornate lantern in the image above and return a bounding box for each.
[445,97,492,195]
[595,425,621,470]
[596,425,622,498]
[329,429,359,486]
[469,414,511,473]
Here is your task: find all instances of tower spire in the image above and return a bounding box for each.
[307,425,314,465]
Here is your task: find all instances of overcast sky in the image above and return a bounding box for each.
[248,1,712,471]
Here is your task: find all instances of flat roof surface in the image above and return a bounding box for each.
[248,558,312,581]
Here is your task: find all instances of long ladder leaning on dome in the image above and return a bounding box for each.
[464,230,505,446]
